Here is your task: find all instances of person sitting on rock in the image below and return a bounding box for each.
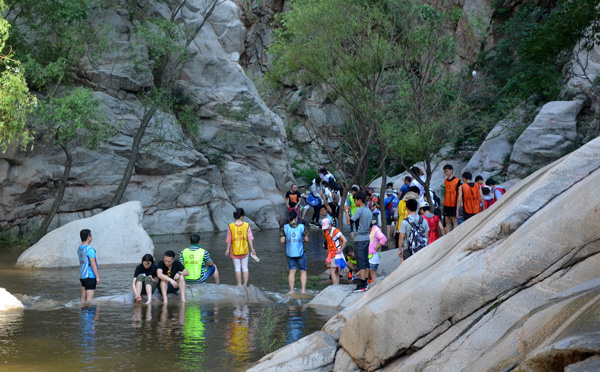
[180,234,220,285]
[132,254,158,304]
[344,246,359,281]
[281,210,309,295]
[456,172,485,221]
[157,250,189,303]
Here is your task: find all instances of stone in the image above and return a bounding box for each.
[333,348,361,372]
[308,284,363,309]
[16,201,154,268]
[377,249,401,276]
[508,100,587,178]
[0,288,25,311]
[247,331,337,372]
[567,41,600,106]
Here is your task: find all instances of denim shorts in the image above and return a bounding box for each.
[369,263,379,271]
[287,254,307,271]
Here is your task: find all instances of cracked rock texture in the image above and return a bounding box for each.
[247,137,600,371]
[0,0,293,235]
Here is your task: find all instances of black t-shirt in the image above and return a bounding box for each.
[157,260,185,280]
[285,191,302,208]
[133,263,157,278]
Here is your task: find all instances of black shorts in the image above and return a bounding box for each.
[354,240,370,271]
[443,206,456,217]
[463,212,477,221]
[80,278,97,290]
[386,217,393,226]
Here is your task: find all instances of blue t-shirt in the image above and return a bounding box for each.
[78,245,97,279]
[399,184,409,199]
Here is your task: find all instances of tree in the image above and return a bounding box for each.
[0,1,36,152]
[109,0,220,207]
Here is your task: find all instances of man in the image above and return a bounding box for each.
[383,189,399,246]
[399,176,411,200]
[180,234,220,285]
[442,164,461,234]
[285,183,302,217]
[344,185,360,240]
[157,250,190,303]
[398,199,429,263]
[281,210,309,294]
[78,229,100,304]
[486,178,506,203]
[349,192,373,292]
[318,205,334,227]
[456,172,485,221]
[410,167,426,203]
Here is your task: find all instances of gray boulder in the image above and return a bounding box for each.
[16,201,154,268]
[508,100,586,178]
[0,288,24,311]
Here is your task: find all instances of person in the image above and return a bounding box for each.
[319,179,334,215]
[78,229,100,304]
[285,183,302,217]
[456,172,485,221]
[349,192,372,291]
[323,218,347,285]
[486,178,506,204]
[399,176,411,200]
[420,202,444,244]
[368,220,387,282]
[398,199,429,263]
[383,189,399,246]
[281,210,309,294]
[132,254,158,304]
[318,166,336,185]
[482,185,494,209]
[180,234,220,284]
[299,191,310,223]
[344,185,360,240]
[410,167,426,203]
[443,164,461,234]
[308,177,323,227]
[318,205,334,227]
[157,250,189,303]
[475,175,485,186]
[393,186,420,249]
[344,246,359,281]
[386,182,397,196]
[225,208,257,286]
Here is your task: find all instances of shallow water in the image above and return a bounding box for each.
[0,227,340,371]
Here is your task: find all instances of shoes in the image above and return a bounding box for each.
[353,280,369,292]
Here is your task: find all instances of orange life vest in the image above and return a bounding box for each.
[462,183,482,214]
[444,177,460,207]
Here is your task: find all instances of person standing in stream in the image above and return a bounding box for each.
[225,208,257,287]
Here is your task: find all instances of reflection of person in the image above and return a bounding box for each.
[281,210,309,294]
[178,305,206,371]
[132,254,158,304]
[181,234,220,284]
[78,229,100,304]
[79,305,99,364]
[225,208,257,287]
[225,305,253,362]
[157,250,189,303]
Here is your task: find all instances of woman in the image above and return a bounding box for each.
[322,218,347,285]
[132,254,158,304]
[225,208,257,287]
[368,221,387,282]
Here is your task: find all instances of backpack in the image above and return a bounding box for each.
[331,190,341,205]
[494,186,506,201]
[405,216,428,255]
[385,196,399,218]
[431,190,441,209]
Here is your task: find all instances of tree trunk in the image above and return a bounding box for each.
[40,144,72,234]
[109,105,158,207]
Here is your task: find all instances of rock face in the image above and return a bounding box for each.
[16,201,154,268]
[507,99,588,178]
[0,288,25,311]
[0,0,293,235]
[250,137,600,371]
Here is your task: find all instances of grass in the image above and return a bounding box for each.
[0,228,42,251]
[252,308,286,354]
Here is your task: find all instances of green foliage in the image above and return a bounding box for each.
[305,275,326,290]
[292,167,319,182]
[252,308,286,354]
[37,87,109,149]
[0,3,36,152]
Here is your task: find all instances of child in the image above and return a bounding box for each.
[322,218,347,285]
[420,202,444,244]
[368,220,387,282]
[482,185,494,209]
[344,245,359,281]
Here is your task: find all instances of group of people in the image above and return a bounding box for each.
[77,208,257,304]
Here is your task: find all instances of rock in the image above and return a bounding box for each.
[16,201,154,268]
[567,41,600,108]
[89,283,270,305]
[247,331,337,372]
[378,249,401,276]
[0,288,25,311]
[507,100,587,178]
[255,137,600,371]
[308,284,364,309]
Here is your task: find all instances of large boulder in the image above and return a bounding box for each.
[507,100,587,178]
[16,201,154,268]
[250,136,600,371]
[0,288,24,311]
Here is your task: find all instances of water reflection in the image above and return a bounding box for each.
[225,305,254,367]
[79,305,99,367]
[285,305,307,344]
[179,305,207,369]
[156,303,185,351]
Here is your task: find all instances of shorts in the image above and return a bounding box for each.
[287,254,307,271]
[354,240,370,271]
[327,259,338,269]
[136,274,157,293]
[80,278,96,290]
[386,217,393,226]
[166,282,179,294]
[443,205,457,217]
[369,263,379,271]
[463,212,477,221]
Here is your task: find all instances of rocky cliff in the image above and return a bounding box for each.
[248,137,600,371]
[0,0,294,234]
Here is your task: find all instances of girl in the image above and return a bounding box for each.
[132,254,158,304]
[225,208,257,286]
[322,218,347,285]
[368,221,387,282]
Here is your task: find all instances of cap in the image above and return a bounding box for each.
[321,218,331,230]
[385,189,394,195]
[420,201,430,209]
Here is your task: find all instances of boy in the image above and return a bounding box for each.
[281,210,309,294]
[78,229,100,304]
[442,164,461,234]
[456,172,485,221]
